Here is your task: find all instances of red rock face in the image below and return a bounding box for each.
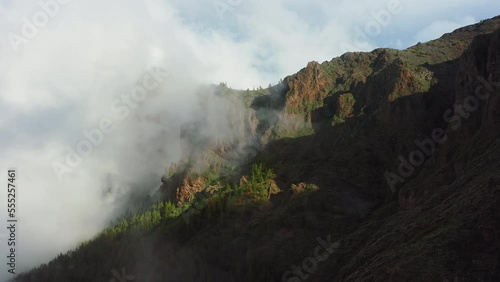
[176,176,206,203]
[284,61,330,117]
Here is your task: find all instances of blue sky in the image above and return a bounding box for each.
[1,0,500,87]
[0,0,499,280]
[158,0,500,85]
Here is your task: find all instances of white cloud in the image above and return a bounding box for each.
[414,16,477,44]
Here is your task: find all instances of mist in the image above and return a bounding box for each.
[0,0,279,277]
[0,2,240,278]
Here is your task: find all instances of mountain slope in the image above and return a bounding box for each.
[13,16,500,282]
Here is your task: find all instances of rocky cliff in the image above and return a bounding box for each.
[13,15,500,282]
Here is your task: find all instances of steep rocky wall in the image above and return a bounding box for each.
[398,28,500,210]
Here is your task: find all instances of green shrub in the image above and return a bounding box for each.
[331,115,345,126]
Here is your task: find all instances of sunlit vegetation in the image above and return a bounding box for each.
[83,163,276,242]
[275,127,315,139]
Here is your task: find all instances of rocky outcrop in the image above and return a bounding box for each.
[284,61,330,116]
